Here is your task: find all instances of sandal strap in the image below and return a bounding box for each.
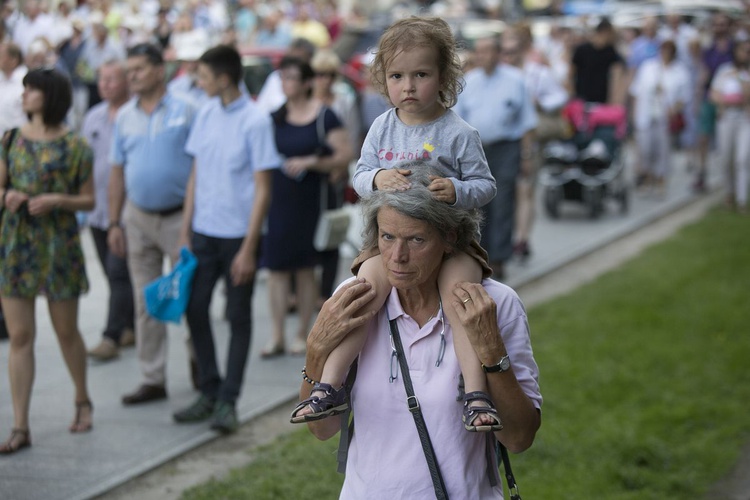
[311,382,336,396]
[290,384,344,419]
[463,391,503,430]
[463,391,495,407]
[76,400,93,410]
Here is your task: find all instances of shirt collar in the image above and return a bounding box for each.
[135,92,169,112]
[223,94,248,112]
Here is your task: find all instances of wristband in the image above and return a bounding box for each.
[108,221,121,230]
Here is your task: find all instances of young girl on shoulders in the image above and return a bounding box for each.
[291,16,501,432]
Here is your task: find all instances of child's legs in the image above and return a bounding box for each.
[319,255,390,388]
[438,252,486,396]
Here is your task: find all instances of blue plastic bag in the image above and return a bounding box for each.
[144,246,198,324]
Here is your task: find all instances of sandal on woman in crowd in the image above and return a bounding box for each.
[260,340,285,359]
[462,391,503,432]
[69,400,94,433]
[0,428,31,454]
[290,382,348,424]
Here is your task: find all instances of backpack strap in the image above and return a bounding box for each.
[3,127,18,164]
[2,127,18,191]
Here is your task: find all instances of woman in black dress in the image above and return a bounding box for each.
[260,57,352,357]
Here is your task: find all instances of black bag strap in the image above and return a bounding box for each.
[3,127,18,186]
[336,359,358,474]
[389,317,450,500]
[335,317,522,500]
[498,439,522,500]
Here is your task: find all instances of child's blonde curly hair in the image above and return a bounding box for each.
[370,16,464,108]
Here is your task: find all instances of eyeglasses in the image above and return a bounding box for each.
[314,71,337,78]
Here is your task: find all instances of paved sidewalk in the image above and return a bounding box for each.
[0,149,720,499]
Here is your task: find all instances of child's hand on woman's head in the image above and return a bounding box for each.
[374,168,411,191]
[428,175,456,204]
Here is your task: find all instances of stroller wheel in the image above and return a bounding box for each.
[544,187,561,219]
[585,187,603,219]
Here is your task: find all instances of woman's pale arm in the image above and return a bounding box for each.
[452,282,541,453]
[302,278,378,440]
[27,175,95,215]
[283,127,353,179]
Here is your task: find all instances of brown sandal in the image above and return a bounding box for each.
[69,400,94,433]
[0,428,32,454]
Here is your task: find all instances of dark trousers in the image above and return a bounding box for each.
[186,233,255,404]
[481,140,521,263]
[91,227,135,343]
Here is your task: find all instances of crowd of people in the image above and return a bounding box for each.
[0,1,747,485]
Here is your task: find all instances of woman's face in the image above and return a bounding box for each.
[313,68,336,95]
[377,206,452,290]
[280,66,310,99]
[22,85,45,114]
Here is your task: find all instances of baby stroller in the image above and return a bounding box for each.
[539,100,629,219]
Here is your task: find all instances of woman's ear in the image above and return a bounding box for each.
[443,231,458,255]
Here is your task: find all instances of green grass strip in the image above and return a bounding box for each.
[184,208,750,500]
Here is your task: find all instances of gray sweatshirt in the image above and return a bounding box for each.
[352,108,496,210]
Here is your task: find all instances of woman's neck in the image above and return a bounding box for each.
[397,285,442,328]
[25,116,65,139]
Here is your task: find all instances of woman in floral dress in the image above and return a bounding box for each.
[0,68,95,454]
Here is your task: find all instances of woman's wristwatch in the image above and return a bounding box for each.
[481,355,511,373]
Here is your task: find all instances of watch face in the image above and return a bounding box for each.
[484,355,510,372]
[500,356,510,371]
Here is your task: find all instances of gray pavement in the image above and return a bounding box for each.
[0,147,722,500]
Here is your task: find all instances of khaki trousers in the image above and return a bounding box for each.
[123,201,183,386]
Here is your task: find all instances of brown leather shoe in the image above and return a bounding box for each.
[88,338,119,361]
[119,328,135,347]
[122,384,167,406]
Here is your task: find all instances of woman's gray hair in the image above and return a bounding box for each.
[359,160,483,255]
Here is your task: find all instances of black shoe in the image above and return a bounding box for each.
[210,401,238,434]
[122,384,167,405]
[173,394,215,423]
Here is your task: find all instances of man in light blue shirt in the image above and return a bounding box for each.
[108,43,198,406]
[173,45,281,433]
[82,60,135,361]
[455,35,537,277]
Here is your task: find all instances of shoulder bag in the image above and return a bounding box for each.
[312,107,351,252]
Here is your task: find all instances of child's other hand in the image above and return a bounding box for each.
[374,168,411,191]
[428,175,456,204]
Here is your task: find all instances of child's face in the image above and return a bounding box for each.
[385,45,443,125]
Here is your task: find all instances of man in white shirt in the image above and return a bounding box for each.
[0,42,27,136]
[173,45,281,433]
[11,0,53,55]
